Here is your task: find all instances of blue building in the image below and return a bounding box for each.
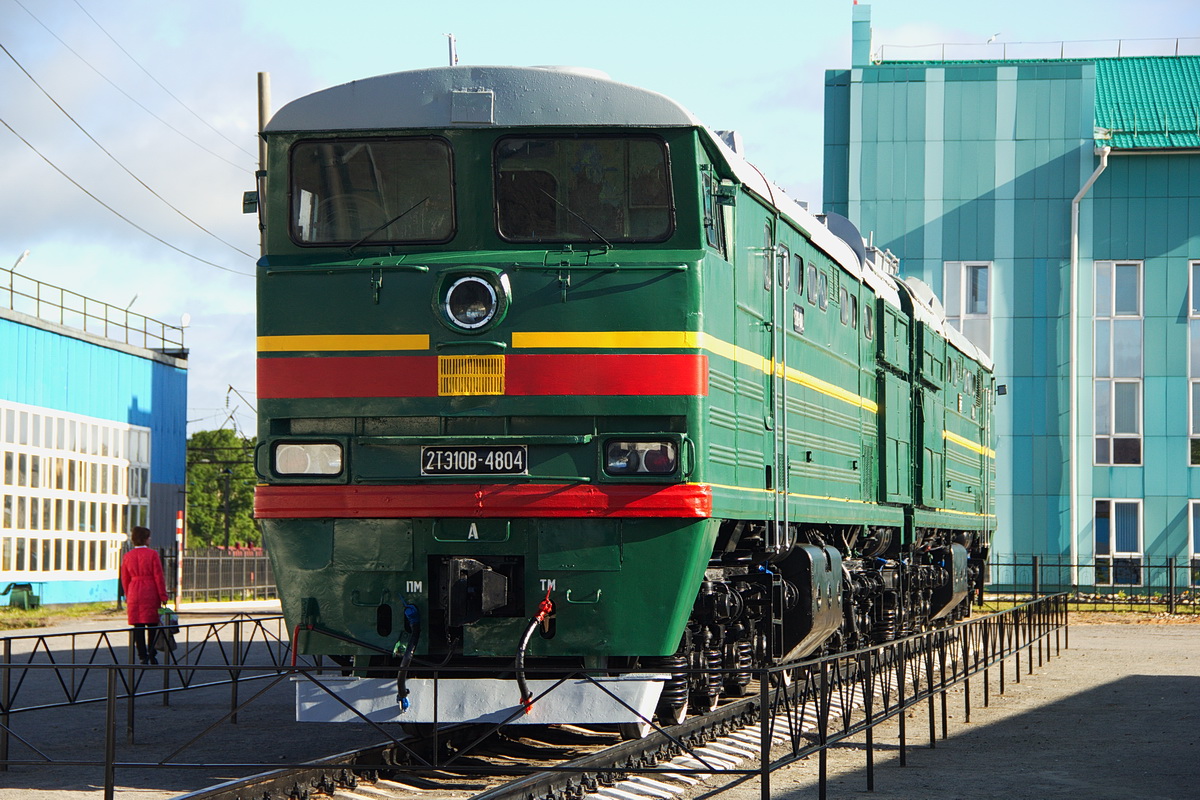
[824,5,1200,589]
[0,268,187,604]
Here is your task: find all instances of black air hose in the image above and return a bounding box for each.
[516,590,555,713]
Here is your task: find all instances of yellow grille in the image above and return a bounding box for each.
[438,354,505,396]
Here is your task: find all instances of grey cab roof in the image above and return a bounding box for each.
[264,65,704,133]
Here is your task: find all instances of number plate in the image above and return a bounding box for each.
[421,445,528,476]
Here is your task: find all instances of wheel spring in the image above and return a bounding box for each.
[702,648,723,698]
[873,607,899,643]
[724,640,753,694]
[652,654,689,709]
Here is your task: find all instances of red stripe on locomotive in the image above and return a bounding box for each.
[256,353,709,399]
[255,483,713,518]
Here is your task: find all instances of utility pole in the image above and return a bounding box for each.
[222,469,232,548]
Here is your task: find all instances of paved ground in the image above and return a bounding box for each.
[691,617,1200,800]
[1,611,1196,799]
[0,600,388,799]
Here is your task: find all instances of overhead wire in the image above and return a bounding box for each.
[0,40,257,261]
[10,0,254,174]
[0,112,253,277]
[71,0,257,162]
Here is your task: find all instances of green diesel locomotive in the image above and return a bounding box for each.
[253,66,995,726]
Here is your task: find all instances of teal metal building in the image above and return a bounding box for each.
[824,5,1200,589]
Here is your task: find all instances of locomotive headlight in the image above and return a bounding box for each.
[604,440,678,476]
[605,443,641,474]
[274,442,343,476]
[445,276,498,329]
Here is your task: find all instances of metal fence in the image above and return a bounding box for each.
[0,595,1069,800]
[2,266,185,351]
[988,556,1198,613]
[159,548,276,603]
[0,614,307,778]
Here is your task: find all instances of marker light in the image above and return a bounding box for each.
[445,276,498,329]
[604,441,678,476]
[274,442,343,476]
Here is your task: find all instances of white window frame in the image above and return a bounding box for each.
[1093,260,1143,466]
[0,401,148,583]
[1190,500,1200,587]
[1189,261,1200,464]
[943,260,992,356]
[1094,498,1143,587]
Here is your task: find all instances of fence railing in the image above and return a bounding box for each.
[988,556,1198,613]
[2,267,185,351]
[0,595,1069,800]
[878,36,1200,63]
[155,548,276,603]
[0,613,313,784]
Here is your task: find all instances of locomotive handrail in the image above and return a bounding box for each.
[404,473,593,482]
[263,263,430,274]
[357,434,594,445]
[508,262,689,271]
[435,339,507,349]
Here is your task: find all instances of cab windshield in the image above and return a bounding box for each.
[289,138,454,245]
[494,136,673,243]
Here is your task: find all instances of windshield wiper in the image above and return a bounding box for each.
[348,196,429,254]
[537,188,612,250]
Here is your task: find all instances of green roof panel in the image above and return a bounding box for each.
[1094,56,1200,149]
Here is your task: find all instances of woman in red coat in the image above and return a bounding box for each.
[120,526,169,665]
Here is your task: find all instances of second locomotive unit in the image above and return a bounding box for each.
[252,65,995,726]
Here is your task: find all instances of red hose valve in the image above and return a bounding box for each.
[518,589,555,714]
[535,588,554,626]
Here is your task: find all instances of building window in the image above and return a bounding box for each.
[1191,501,1200,587]
[1190,261,1200,464]
[0,400,150,580]
[1094,261,1143,465]
[1095,499,1142,586]
[944,261,991,356]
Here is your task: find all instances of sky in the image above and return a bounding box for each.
[2,0,1198,437]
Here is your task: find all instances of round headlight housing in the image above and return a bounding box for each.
[445,276,498,330]
[604,440,678,476]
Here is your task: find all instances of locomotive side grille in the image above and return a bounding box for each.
[438,354,505,396]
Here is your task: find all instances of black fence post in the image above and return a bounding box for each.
[1169,557,1177,615]
[1,638,10,772]
[126,632,136,745]
[759,665,771,800]
[104,668,117,800]
[1031,556,1040,599]
[230,621,241,724]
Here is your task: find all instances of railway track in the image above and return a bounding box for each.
[177,622,1035,800]
[177,665,875,800]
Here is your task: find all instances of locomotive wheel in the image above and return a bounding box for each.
[656,697,689,726]
[617,720,653,740]
[692,690,721,714]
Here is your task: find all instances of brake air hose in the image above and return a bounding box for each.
[516,589,555,714]
[395,602,421,712]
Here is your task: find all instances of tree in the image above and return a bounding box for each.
[186,429,259,548]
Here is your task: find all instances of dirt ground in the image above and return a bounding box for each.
[690,618,1200,800]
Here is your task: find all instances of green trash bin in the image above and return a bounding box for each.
[2,583,40,610]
